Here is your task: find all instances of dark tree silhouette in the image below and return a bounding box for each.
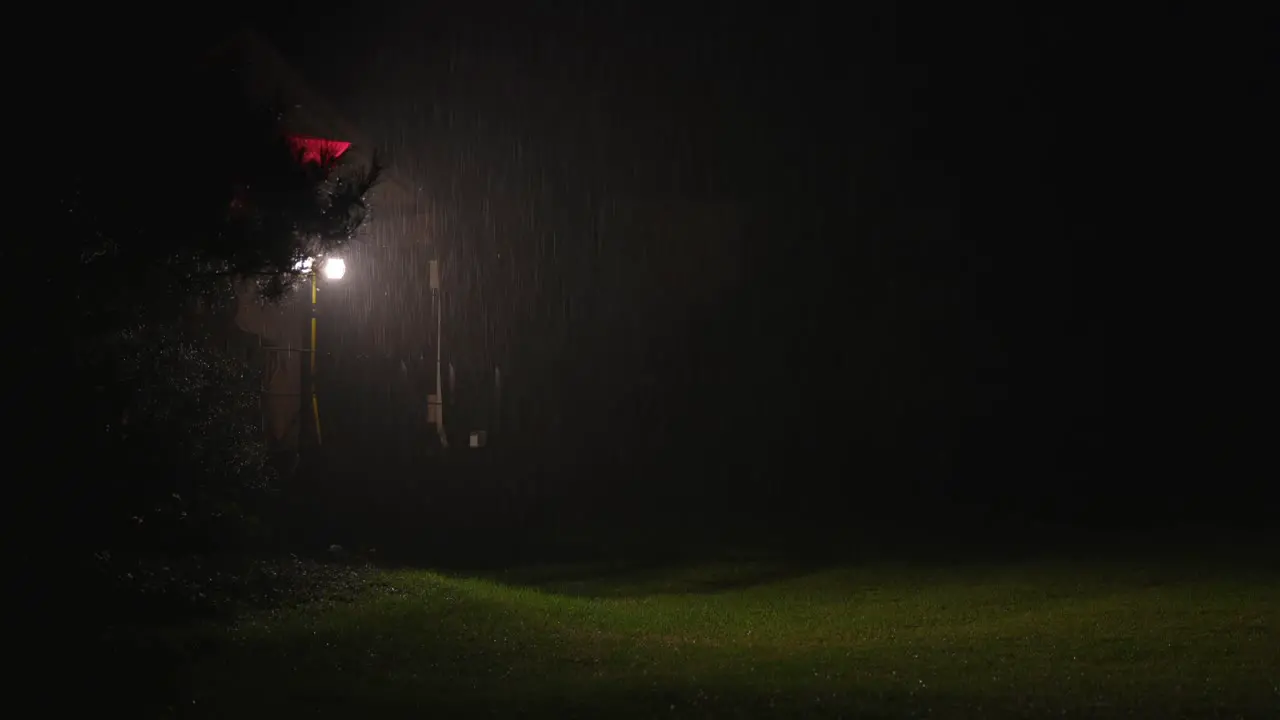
[27,40,383,623]
[62,53,381,302]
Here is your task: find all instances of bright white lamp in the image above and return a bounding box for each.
[322,257,346,280]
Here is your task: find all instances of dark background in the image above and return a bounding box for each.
[47,3,1273,564]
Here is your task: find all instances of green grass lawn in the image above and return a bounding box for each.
[117,558,1278,718]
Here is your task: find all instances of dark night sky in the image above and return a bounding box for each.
[55,3,1273,531]
[230,3,1099,509]
[252,3,1103,511]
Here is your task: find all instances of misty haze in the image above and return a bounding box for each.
[21,2,1273,718]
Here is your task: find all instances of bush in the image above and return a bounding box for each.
[26,34,382,620]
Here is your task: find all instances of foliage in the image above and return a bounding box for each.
[60,53,381,301]
[89,552,379,625]
[32,37,383,596]
[78,314,274,555]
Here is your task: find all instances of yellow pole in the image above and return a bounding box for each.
[310,274,317,375]
[310,272,322,445]
[312,395,323,446]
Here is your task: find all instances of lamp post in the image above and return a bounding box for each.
[428,258,448,449]
[305,256,345,446]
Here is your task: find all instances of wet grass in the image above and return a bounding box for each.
[111,558,1278,718]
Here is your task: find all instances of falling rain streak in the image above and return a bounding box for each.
[288,7,764,468]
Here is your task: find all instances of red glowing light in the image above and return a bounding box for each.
[286,135,351,165]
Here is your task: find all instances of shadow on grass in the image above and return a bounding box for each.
[95,664,1275,720]
[501,682,1265,720]
[483,557,829,598]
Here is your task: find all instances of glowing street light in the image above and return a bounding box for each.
[322,257,346,280]
[293,256,346,281]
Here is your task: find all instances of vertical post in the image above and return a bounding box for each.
[494,365,502,436]
[310,272,322,445]
[429,259,448,448]
[310,273,317,374]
